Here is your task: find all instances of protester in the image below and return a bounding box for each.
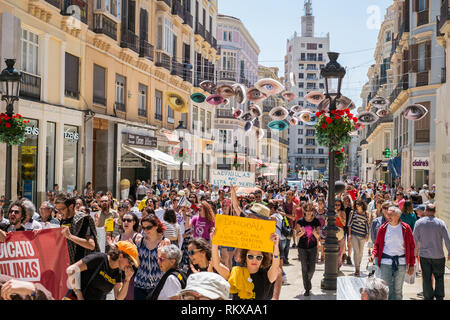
[335,199,346,270]
[147,244,186,300]
[360,277,389,300]
[370,206,415,300]
[37,201,60,226]
[5,201,27,232]
[162,209,180,246]
[228,233,280,300]
[348,200,370,276]
[191,200,215,241]
[0,275,54,300]
[65,241,137,300]
[413,204,450,300]
[342,194,353,265]
[295,203,321,296]
[172,272,230,300]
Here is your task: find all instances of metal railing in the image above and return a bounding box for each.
[138,108,147,117]
[121,30,139,53]
[171,58,184,78]
[94,13,117,40]
[155,50,171,70]
[114,102,126,112]
[45,0,62,9]
[139,39,154,61]
[183,11,193,28]
[195,22,205,38]
[218,70,237,81]
[19,72,41,101]
[438,0,450,35]
[417,10,429,27]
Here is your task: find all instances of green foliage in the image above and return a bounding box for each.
[0,113,28,146]
[314,110,356,152]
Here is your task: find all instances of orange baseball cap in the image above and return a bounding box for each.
[116,241,139,267]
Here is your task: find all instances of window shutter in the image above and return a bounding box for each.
[128,0,136,33]
[414,101,430,143]
[93,64,106,103]
[409,45,418,73]
[412,0,418,12]
[426,0,429,9]
[425,40,431,71]
[65,53,79,95]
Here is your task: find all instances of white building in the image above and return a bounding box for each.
[285,0,330,176]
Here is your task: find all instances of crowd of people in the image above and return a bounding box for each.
[0,177,449,301]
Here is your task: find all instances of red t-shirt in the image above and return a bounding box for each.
[348,190,357,201]
[293,197,300,206]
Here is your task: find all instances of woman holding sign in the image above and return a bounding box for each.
[228,233,280,300]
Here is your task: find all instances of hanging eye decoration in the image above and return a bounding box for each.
[357,111,378,125]
[304,114,318,126]
[317,98,331,112]
[269,106,289,121]
[369,96,390,109]
[232,83,247,104]
[216,84,236,99]
[290,105,304,114]
[206,94,225,106]
[246,87,268,103]
[299,110,312,123]
[268,120,289,131]
[233,108,243,119]
[336,96,353,110]
[166,92,188,113]
[221,98,230,107]
[241,112,254,122]
[376,108,389,118]
[289,117,299,126]
[305,91,326,105]
[252,117,260,127]
[255,78,285,96]
[282,91,297,102]
[190,92,206,103]
[200,80,216,92]
[255,127,265,140]
[402,104,428,121]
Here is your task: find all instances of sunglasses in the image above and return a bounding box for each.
[158,256,170,263]
[247,254,263,261]
[187,249,202,256]
[9,209,20,214]
[382,207,389,210]
[142,225,156,231]
[123,218,133,223]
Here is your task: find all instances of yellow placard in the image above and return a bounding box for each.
[105,218,114,232]
[212,215,276,253]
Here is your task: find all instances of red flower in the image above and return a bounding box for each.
[321,123,327,129]
[353,117,358,122]
[331,110,336,114]
[16,114,22,118]
[336,151,341,154]
[315,112,321,117]
[341,148,344,152]
[348,113,353,118]
[326,117,333,124]
[4,116,10,121]
[335,115,341,120]
[5,122,11,128]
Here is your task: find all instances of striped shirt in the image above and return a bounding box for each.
[348,211,369,238]
[163,221,180,240]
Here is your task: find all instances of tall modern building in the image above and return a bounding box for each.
[285,0,330,176]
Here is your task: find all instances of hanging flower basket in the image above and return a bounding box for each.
[314,108,356,152]
[0,113,28,146]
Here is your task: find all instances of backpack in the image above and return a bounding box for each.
[147,268,187,300]
[277,216,293,238]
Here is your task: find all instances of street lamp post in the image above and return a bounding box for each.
[233,137,238,170]
[278,155,281,184]
[320,52,346,291]
[0,59,22,211]
[175,120,187,190]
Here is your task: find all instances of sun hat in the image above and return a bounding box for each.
[244,203,271,220]
[178,272,230,300]
[116,241,139,267]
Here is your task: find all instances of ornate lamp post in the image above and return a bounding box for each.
[175,120,187,189]
[320,52,346,291]
[233,137,238,170]
[0,59,22,211]
[277,155,281,183]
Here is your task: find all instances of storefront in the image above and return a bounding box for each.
[412,157,430,187]
[17,119,39,203]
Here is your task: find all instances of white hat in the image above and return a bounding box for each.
[178,272,230,300]
[423,184,428,188]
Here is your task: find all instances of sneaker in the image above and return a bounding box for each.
[304,290,310,296]
[292,243,297,248]
[342,253,348,261]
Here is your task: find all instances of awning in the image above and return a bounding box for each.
[388,156,401,178]
[123,145,192,170]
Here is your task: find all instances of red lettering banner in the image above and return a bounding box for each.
[0,229,70,299]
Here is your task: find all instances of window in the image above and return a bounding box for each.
[418,0,426,11]
[167,105,174,124]
[306,129,315,136]
[301,53,306,60]
[307,73,316,80]
[219,130,231,144]
[155,90,162,120]
[307,43,317,50]
[21,29,39,75]
[298,129,303,134]
[307,53,316,61]
[301,43,305,48]
[319,44,323,48]
[298,73,304,79]
[115,74,126,111]
[223,31,232,41]
[222,51,236,71]
[319,158,325,164]
[93,64,106,106]
[298,91,304,97]
[306,138,315,145]
[299,64,305,69]
[101,0,121,18]
[307,158,313,164]
[306,64,316,70]
[386,31,392,42]
[19,119,39,204]
[207,111,212,132]
[298,82,304,88]
[306,149,315,154]
[414,102,430,143]
[319,149,324,154]
[46,122,56,194]
[418,42,426,73]
[384,132,391,150]
[138,83,147,117]
[319,83,324,89]
[306,83,316,89]
[65,53,80,99]
[157,17,174,55]
[318,53,323,61]
[200,109,205,132]
[63,125,79,193]
[297,148,303,154]
[298,138,303,144]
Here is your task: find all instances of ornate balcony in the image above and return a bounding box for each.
[121,29,139,54]
[19,72,41,101]
[195,22,205,38]
[218,70,237,82]
[139,39,154,61]
[437,0,450,35]
[93,13,117,40]
[45,0,62,9]
[155,50,171,71]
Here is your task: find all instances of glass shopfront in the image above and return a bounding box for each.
[63,125,79,193]
[46,122,56,193]
[18,119,39,203]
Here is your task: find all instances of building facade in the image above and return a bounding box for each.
[0,0,219,205]
[285,0,330,176]
[214,14,260,173]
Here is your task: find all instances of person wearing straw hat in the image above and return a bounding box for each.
[65,241,138,300]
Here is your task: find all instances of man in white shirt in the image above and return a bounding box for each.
[419,184,429,204]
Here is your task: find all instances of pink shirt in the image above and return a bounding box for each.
[398,198,405,210]
[191,215,215,240]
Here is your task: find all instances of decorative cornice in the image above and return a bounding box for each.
[119,50,135,65]
[93,37,111,52]
[28,2,52,23]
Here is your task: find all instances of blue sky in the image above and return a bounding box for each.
[218,0,393,107]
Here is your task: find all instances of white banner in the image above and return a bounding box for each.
[211,170,255,188]
[412,157,430,170]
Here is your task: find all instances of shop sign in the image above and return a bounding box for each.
[64,129,79,142]
[25,126,39,136]
[126,133,157,148]
[412,157,430,169]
